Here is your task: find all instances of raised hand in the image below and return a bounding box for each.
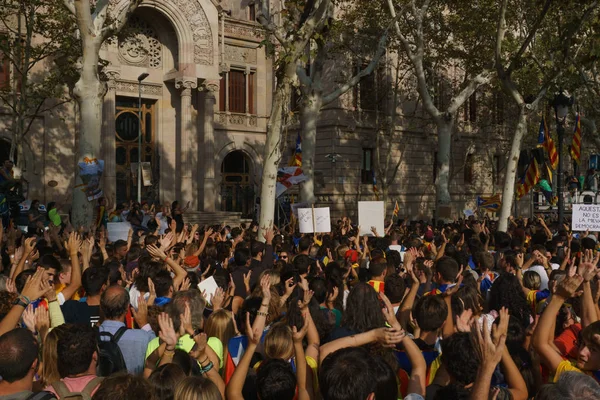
[179,302,194,336]
[22,304,36,333]
[211,287,225,310]
[158,313,179,348]
[471,317,506,369]
[260,274,272,302]
[292,312,309,343]
[374,327,406,347]
[21,268,52,301]
[147,244,168,261]
[327,286,339,304]
[35,306,50,334]
[284,277,296,298]
[132,295,149,328]
[189,332,209,361]
[298,288,314,310]
[147,277,156,306]
[380,292,401,330]
[556,273,584,300]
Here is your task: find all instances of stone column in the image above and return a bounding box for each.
[102,70,120,204]
[200,81,219,212]
[175,78,198,208]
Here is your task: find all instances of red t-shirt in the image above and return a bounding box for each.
[554,323,582,360]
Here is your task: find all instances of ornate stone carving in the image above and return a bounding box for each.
[224,20,264,42]
[118,16,162,69]
[199,80,220,93]
[105,71,121,91]
[171,0,214,65]
[224,44,257,64]
[115,80,163,95]
[176,79,198,97]
[215,112,259,127]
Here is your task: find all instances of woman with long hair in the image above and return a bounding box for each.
[204,309,236,375]
[488,272,532,329]
[329,282,386,341]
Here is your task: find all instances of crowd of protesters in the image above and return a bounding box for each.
[1,197,600,400]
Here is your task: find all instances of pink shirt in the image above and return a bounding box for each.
[44,375,100,398]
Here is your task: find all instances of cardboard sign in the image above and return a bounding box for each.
[572,204,600,231]
[358,201,385,236]
[107,222,131,242]
[298,207,331,233]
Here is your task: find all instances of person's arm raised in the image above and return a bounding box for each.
[470,317,507,400]
[0,268,51,335]
[10,237,36,280]
[190,332,226,399]
[533,271,583,374]
[147,244,188,289]
[398,252,419,328]
[193,227,213,257]
[292,314,312,400]
[578,256,600,327]
[59,232,83,301]
[381,292,426,397]
[226,304,269,400]
[495,308,528,400]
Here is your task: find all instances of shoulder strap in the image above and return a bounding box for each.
[81,377,104,397]
[50,381,71,398]
[112,326,128,343]
[26,391,57,400]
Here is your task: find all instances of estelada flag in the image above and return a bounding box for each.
[393,201,400,217]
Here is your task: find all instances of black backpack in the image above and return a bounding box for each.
[96,326,128,377]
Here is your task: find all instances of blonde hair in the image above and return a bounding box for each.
[41,329,61,386]
[523,270,541,291]
[204,309,235,374]
[258,270,281,287]
[174,376,222,400]
[264,322,293,360]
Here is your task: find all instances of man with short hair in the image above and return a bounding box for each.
[426,256,459,295]
[45,324,102,398]
[367,258,387,293]
[0,328,57,400]
[61,267,108,326]
[98,286,155,375]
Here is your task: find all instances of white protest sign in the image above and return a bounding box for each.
[198,276,219,305]
[298,207,331,233]
[107,222,131,242]
[291,202,310,217]
[572,204,600,231]
[358,201,385,236]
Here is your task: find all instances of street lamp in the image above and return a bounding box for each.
[137,72,149,203]
[550,90,574,226]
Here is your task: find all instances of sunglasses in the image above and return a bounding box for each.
[280,255,288,259]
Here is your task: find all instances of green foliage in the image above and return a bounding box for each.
[0,0,78,160]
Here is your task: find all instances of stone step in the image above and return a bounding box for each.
[184,211,252,227]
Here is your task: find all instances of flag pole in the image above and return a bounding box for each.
[311,204,316,234]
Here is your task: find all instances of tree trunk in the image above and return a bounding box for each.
[436,119,453,207]
[498,107,527,232]
[71,40,105,228]
[299,92,322,204]
[258,64,295,240]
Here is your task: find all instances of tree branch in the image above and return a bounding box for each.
[100,0,141,39]
[322,32,388,105]
[505,0,553,76]
[63,0,76,16]
[447,70,493,114]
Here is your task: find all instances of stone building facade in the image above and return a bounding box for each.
[0,0,594,221]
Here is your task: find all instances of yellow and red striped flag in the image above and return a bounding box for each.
[571,113,582,164]
[516,158,541,199]
[393,201,399,217]
[539,116,558,170]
